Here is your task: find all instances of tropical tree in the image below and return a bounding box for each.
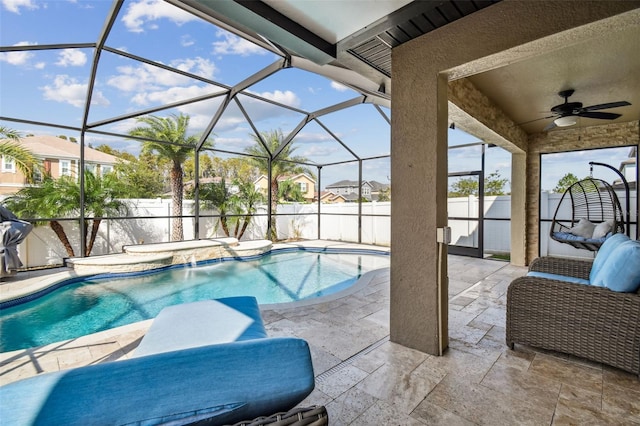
[278,179,305,202]
[128,113,211,241]
[245,129,311,241]
[448,170,508,197]
[196,178,265,240]
[377,186,391,202]
[232,179,265,239]
[4,171,126,257]
[198,179,234,237]
[553,172,580,193]
[0,126,40,181]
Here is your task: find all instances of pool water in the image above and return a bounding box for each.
[0,250,389,352]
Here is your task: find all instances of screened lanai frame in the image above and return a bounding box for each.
[0,0,391,259]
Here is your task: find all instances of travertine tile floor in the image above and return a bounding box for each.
[1,255,639,424]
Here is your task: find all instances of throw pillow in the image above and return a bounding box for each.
[592,219,614,239]
[589,233,630,283]
[591,240,640,292]
[569,218,595,239]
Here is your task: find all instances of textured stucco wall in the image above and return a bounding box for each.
[391,1,639,354]
[526,121,639,261]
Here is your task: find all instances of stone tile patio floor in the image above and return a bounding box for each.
[1,255,638,424]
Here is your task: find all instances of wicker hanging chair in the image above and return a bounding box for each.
[550,178,625,251]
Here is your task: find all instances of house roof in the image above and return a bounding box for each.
[18,135,119,164]
[326,179,389,190]
[255,173,316,184]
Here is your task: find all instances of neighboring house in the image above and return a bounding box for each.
[0,135,119,195]
[314,191,346,203]
[254,173,316,202]
[325,179,390,201]
[611,146,637,191]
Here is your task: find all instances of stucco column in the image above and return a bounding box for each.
[390,69,449,354]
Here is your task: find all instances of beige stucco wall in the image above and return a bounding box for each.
[526,120,639,261]
[391,1,639,355]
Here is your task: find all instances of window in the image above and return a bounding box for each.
[101,165,113,176]
[33,167,42,182]
[363,186,371,196]
[1,156,15,173]
[60,160,71,176]
[85,163,96,174]
[298,182,308,192]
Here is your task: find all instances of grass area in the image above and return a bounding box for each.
[488,253,510,261]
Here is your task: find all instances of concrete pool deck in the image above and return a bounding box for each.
[1,241,638,424]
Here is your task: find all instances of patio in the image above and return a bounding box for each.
[1,254,638,425]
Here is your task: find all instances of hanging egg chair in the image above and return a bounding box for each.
[550,177,625,251]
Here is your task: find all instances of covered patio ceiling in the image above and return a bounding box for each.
[176,0,640,137]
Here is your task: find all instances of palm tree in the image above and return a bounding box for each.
[199,179,234,237]
[231,179,265,240]
[4,171,126,257]
[128,114,211,241]
[245,129,311,241]
[0,126,39,181]
[198,178,265,240]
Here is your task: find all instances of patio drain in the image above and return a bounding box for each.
[315,335,390,383]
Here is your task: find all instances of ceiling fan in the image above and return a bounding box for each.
[538,89,631,131]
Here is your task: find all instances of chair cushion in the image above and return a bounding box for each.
[589,233,630,282]
[526,271,590,286]
[591,240,640,292]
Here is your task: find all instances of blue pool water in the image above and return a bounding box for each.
[0,249,389,352]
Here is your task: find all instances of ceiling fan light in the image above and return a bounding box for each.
[554,115,578,127]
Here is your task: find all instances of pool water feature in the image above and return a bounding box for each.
[0,249,389,352]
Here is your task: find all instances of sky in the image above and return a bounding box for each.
[0,0,634,192]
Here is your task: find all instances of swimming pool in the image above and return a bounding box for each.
[0,249,389,352]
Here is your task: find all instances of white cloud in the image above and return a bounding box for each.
[41,75,109,108]
[258,90,301,108]
[56,49,87,67]
[0,41,36,66]
[212,30,267,56]
[2,0,38,14]
[107,57,216,94]
[121,0,197,33]
[132,84,216,106]
[34,62,45,69]
[181,35,195,47]
[172,57,216,79]
[330,81,348,92]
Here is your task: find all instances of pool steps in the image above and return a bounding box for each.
[67,238,272,275]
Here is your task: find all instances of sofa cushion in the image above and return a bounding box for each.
[133,296,267,358]
[591,239,640,292]
[526,271,590,286]
[0,337,314,426]
[589,233,630,282]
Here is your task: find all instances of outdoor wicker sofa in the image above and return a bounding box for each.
[506,234,640,376]
[0,297,325,425]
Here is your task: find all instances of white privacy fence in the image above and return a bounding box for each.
[4,191,636,268]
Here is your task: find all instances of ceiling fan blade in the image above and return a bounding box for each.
[543,121,557,131]
[582,101,631,111]
[578,111,622,120]
[516,115,555,126]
